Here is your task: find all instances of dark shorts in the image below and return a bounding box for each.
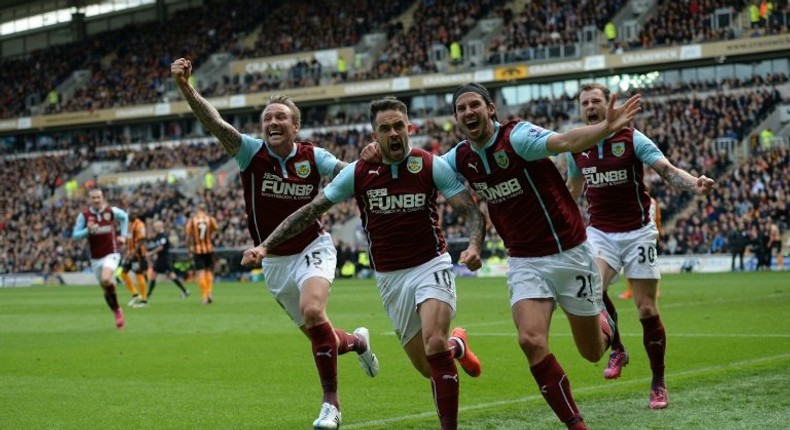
[192,253,214,271]
[123,254,148,273]
[153,258,172,274]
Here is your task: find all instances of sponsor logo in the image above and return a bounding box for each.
[581,151,590,159]
[368,193,427,212]
[442,374,459,383]
[261,180,314,197]
[367,188,388,198]
[472,178,523,202]
[493,150,509,169]
[583,169,628,186]
[263,172,282,181]
[294,160,311,178]
[368,167,381,175]
[468,162,479,173]
[407,156,423,173]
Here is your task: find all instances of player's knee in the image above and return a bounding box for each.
[518,331,547,357]
[579,344,606,363]
[636,304,659,320]
[300,303,326,325]
[422,334,448,356]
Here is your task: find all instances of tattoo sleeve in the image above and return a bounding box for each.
[654,162,696,192]
[331,161,349,179]
[263,192,336,249]
[446,191,486,250]
[180,84,242,156]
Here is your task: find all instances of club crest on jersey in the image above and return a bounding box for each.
[407,156,423,173]
[294,161,311,178]
[611,142,625,157]
[103,212,111,221]
[493,150,509,169]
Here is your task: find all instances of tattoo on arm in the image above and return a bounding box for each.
[181,85,242,156]
[447,191,486,250]
[654,163,696,192]
[331,161,349,179]
[263,193,335,249]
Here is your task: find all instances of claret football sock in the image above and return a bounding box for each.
[427,350,459,430]
[308,322,339,407]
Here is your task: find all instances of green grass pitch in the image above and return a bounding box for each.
[1,271,789,429]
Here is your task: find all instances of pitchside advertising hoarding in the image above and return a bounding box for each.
[1,255,787,286]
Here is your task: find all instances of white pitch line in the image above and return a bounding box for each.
[342,352,790,429]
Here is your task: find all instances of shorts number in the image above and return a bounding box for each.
[433,269,453,290]
[637,245,656,264]
[304,251,323,268]
[575,274,593,299]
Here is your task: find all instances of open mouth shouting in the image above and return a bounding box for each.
[586,110,601,124]
[464,116,483,135]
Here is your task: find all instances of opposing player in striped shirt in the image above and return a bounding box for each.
[184,203,218,304]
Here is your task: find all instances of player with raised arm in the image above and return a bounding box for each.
[242,96,486,430]
[362,83,640,429]
[172,57,378,430]
[566,82,714,409]
[72,188,129,329]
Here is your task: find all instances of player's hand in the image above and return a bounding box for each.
[87,218,97,234]
[241,245,267,268]
[606,93,641,133]
[117,236,126,245]
[360,141,383,163]
[458,249,482,271]
[170,58,192,87]
[696,175,714,194]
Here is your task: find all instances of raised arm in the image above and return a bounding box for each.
[445,190,485,271]
[651,158,714,194]
[171,58,242,156]
[241,192,336,266]
[547,94,641,154]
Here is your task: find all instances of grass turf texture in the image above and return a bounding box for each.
[1,271,789,429]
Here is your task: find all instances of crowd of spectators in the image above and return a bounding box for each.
[2,74,788,275]
[631,0,746,50]
[487,0,624,65]
[7,0,783,118]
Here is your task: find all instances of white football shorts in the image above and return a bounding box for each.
[586,223,661,280]
[375,253,456,346]
[507,241,603,317]
[91,253,122,281]
[262,233,337,327]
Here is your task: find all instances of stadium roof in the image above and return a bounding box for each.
[0,0,102,22]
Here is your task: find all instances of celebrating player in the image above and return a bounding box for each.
[242,96,486,430]
[566,82,714,409]
[172,57,378,430]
